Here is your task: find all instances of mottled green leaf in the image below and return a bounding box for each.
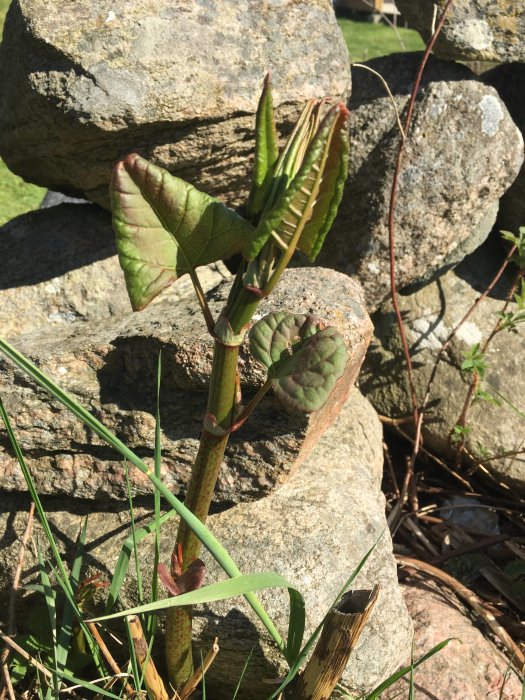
[246,73,279,219]
[245,102,349,261]
[249,312,347,412]
[111,154,253,310]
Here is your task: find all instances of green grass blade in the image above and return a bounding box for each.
[125,464,144,604]
[36,544,59,699]
[0,397,71,592]
[46,557,107,678]
[0,396,105,673]
[41,665,124,699]
[124,620,143,697]
[106,509,178,613]
[0,337,285,654]
[489,386,525,421]
[148,351,163,639]
[232,647,253,700]
[270,535,382,699]
[363,639,457,699]
[286,586,305,665]
[200,649,207,700]
[408,639,415,700]
[89,572,302,626]
[56,517,88,674]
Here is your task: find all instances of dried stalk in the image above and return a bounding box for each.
[290,587,379,700]
[179,638,219,700]
[87,622,134,697]
[0,502,35,700]
[127,615,170,700]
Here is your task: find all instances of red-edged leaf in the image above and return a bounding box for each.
[111,154,253,310]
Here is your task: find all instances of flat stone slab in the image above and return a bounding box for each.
[0,268,372,504]
[0,390,412,699]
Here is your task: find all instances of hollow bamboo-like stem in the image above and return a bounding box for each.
[290,586,379,700]
[166,286,261,690]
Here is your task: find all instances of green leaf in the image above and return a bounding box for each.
[96,571,305,665]
[111,154,253,310]
[249,312,347,413]
[245,102,349,262]
[246,73,279,219]
[89,571,302,625]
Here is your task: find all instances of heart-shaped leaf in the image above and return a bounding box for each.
[245,102,349,262]
[249,312,347,413]
[111,154,253,310]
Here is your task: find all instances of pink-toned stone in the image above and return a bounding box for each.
[383,581,522,699]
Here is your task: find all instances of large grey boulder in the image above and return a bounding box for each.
[0,0,350,209]
[317,54,523,310]
[0,268,372,504]
[484,63,525,236]
[396,0,525,63]
[360,240,525,493]
[0,204,229,340]
[0,390,413,699]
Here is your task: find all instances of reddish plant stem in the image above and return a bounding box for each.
[386,1,455,528]
[388,0,455,431]
[451,269,522,466]
[422,243,517,413]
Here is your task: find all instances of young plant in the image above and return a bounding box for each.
[110,75,350,689]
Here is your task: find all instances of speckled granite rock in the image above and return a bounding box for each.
[0,0,350,209]
[317,54,523,310]
[484,63,525,237]
[383,580,522,699]
[0,204,229,340]
[0,268,372,503]
[396,0,525,63]
[0,390,412,699]
[360,240,525,493]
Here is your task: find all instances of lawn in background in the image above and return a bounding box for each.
[337,15,424,62]
[0,0,45,226]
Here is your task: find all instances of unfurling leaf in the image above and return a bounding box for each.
[157,559,206,597]
[246,73,279,220]
[249,312,347,412]
[245,102,349,262]
[111,153,253,310]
